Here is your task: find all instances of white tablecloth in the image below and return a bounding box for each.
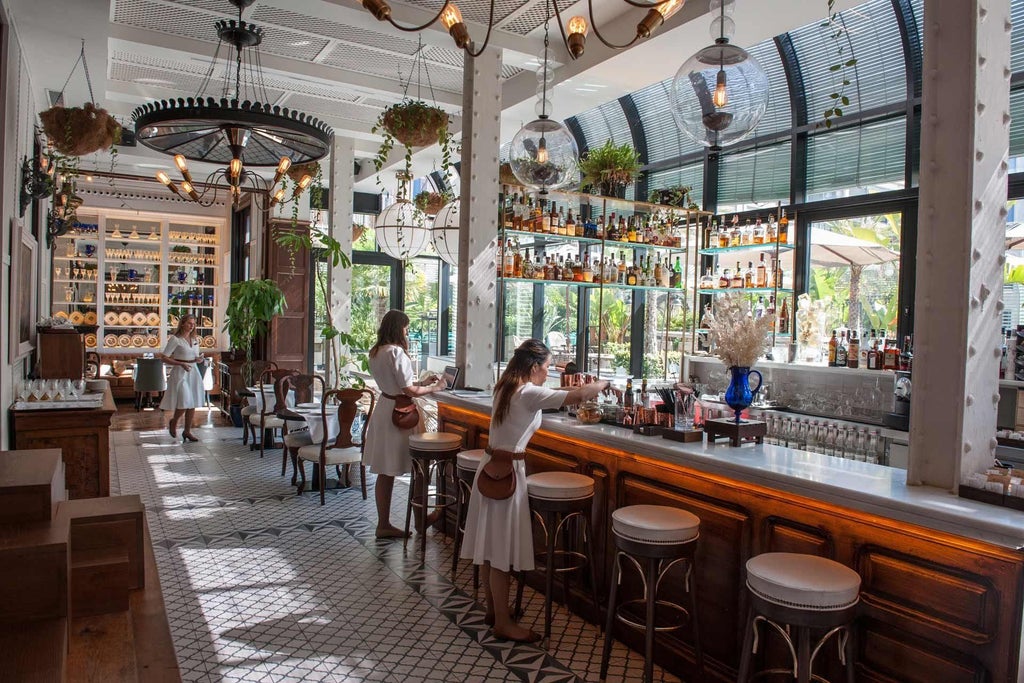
[299,411,341,444]
[247,386,296,412]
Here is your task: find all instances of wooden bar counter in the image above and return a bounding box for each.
[436,394,1024,683]
[9,387,116,499]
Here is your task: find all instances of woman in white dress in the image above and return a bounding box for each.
[460,339,609,642]
[364,310,446,538]
[159,313,207,442]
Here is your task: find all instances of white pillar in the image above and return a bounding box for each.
[908,0,1011,488]
[455,46,502,390]
[330,137,355,337]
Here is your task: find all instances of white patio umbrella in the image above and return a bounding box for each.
[809,227,900,267]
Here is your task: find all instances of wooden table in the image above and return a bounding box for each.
[9,387,116,499]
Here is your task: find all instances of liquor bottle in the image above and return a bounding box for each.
[778,210,789,243]
[699,267,714,290]
[618,252,627,284]
[582,256,593,283]
[866,331,879,370]
[848,331,860,368]
[766,214,777,242]
[753,218,765,244]
[619,215,628,242]
[718,220,730,248]
[559,206,567,234]
[640,378,650,409]
[718,267,730,289]
[661,258,672,287]
[572,258,584,282]
[503,239,514,277]
[778,297,790,334]
[828,330,838,366]
[496,240,504,277]
[704,220,715,250]
[627,217,638,243]
[900,335,913,372]
[744,261,755,288]
[835,331,848,367]
[521,248,533,278]
[756,253,768,288]
[512,241,523,278]
[626,260,638,286]
[673,257,683,288]
[624,377,634,408]
[883,335,900,371]
[653,259,663,287]
[741,219,753,245]
[565,209,577,237]
[767,295,777,332]
[730,261,744,288]
[754,296,766,319]
[729,222,741,247]
[503,192,514,230]
[543,256,552,280]
[596,215,606,240]
[775,259,784,289]
[607,212,618,240]
[540,201,551,233]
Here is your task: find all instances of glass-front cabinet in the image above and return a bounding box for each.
[49,209,226,354]
[496,186,707,380]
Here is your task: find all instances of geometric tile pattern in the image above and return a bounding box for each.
[111,421,681,682]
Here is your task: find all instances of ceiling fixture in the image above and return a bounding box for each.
[671,0,768,149]
[133,0,332,206]
[375,172,431,261]
[431,198,460,266]
[357,0,685,59]
[509,1,578,194]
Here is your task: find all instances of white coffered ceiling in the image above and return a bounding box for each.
[8,0,855,191]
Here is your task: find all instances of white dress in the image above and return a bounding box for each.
[460,383,566,572]
[363,345,421,477]
[159,335,206,410]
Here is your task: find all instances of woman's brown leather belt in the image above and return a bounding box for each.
[485,446,526,461]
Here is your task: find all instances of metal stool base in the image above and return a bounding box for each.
[403,448,459,557]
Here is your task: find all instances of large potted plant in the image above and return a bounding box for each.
[579,140,641,198]
[223,279,287,413]
[372,99,456,181]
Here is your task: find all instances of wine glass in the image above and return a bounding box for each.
[72,379,86,399]
[16,379,30,403]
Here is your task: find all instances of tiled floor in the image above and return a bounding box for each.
[111,410,681,682]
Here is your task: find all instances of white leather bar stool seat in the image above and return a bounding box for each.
[457,448,485,472]
[612,504,700,545]
[249,414,284,429]
[746,552,861,611]
[409,432,462,451]
[283,430,313,448]
[526,471,594,500]
[296,444,361,466]
[241,405,258,417]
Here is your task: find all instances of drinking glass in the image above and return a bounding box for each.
[16,380,30,402]
[673,390,695,431]
[72,379,86,398]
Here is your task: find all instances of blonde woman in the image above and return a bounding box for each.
[160,313,207,442]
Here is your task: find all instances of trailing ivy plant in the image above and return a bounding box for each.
[371,100,457,186]
[822,0,857,128]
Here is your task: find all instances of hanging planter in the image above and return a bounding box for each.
[39,103,120,157]
[372,99,457,181]
[579,140,641,197]
[287,160,320,185]
[414,190,451,216]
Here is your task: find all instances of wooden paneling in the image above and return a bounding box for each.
[438,403,1024,683]
[38,330,85,379]
[265,220,310,372]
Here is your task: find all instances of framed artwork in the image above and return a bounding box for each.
[9,219,37,364]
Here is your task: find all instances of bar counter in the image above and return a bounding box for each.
[436,392,1024,682]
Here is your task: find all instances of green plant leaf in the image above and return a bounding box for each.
[841,96,850,106]
[829,64,843,71]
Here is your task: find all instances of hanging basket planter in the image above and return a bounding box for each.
[287,161,320,185]
[414,191,450,216]
[39,103,120,157]
[381,101,448,147]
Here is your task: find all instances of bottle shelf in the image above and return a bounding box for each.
[54,256,98,262]
[698,287,794,296]
[55,301,98,306]
[696,329,792,338]
[167,283,217,289]
[168,239,217,248]
[101,302,162,308]
[54,279,98,285]
[499,276,685,292]
[501,228,686,252]
[698,242,794,256]
[105,235,161,244]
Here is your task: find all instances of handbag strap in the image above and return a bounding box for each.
[381,392,403,401]
[485,447,526,461]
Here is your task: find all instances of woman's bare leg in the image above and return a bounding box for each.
[169,409,184,436]
[374,474,407,538]
[183,408,196,436]
[488,564,537,641]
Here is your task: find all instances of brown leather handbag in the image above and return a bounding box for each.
[383,392,419,430]
[477,448,523,501]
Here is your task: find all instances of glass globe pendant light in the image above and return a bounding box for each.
[670,0,768,149]
[431,197,460,266]
[510,1,578,194]
[375,172,430,260]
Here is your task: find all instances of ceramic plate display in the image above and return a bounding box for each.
[147,312,160,326]
[118,334,132,347]
[146,335,159,348]
[202,316,214,327]
[84,333,98,348]
[118,311,133,326]
[131,334,146,348]
[168,314,179,327]
[84,311,97,325]
[202,335,216,348]
[54,311,68,320]
[132,312,147,325]
[69,311,84,324]
[104,334,118,347]
[104,311,119,325]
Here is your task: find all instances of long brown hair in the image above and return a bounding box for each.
[493,339,551,426]
[173,313,198,342]
[369,309,410,358]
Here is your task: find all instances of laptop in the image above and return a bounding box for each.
[441,365,460,390]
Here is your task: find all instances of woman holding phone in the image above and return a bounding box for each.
[160,313,207,442]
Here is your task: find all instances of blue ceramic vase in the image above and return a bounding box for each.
[724,366,763,424]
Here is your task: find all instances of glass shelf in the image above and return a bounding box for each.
[104,236,162,245]
[698,287,794,296]
[502,228,686,252]
[696,328,792,338]
[500,276,684,292]
[698,242,794,256]
[54,256,98,262]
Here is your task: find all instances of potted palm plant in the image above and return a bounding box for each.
[580,140,641,198]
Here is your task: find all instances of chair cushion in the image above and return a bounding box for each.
[526,471,594,500]
[249,414,284,429]
[241,405,257,416]
[409,432,462,452]
[283,430,313,448]
[457,449,486,472]
[612,505,700,544]
[297,444,362,465]
[746,553,861,611]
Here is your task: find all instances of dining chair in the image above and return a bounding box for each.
[249,368,297,458]
[281,373,327,484]
[296,388,375,505]
[241,360,278,445]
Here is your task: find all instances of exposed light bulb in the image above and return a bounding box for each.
[537,138,549,164]
[270,187,286,207]
[567,16,588,58]
[567,16,588,36]
[655,0,685,19]
[637,0,684,38]
[276,156,292,174]
[156,171,171,186]
[713,68,728,108]
[440,4,463,29]
[229,157,243,180]
[181,181,194,194]
[298,174,313,190]
[174,154,188,173]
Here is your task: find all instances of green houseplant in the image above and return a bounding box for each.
[372,100,456,182]
[414,190,452,216]
[579,140,641,197]
[224,279,287,384]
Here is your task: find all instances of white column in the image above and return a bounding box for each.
[330,137,355,337]
[909,0,1011,488]
[455,46,502,390]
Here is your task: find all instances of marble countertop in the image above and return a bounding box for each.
[435,392,1024,550]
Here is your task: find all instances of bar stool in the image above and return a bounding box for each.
[404,432,462,557]
[737,553,859,683]
[600,504,703,683]
[452,448,485,584]
[514,471,601,642]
